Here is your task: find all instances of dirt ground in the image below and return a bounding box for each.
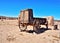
[0,20,60,43]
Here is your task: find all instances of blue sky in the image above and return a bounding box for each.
[0,0,60,20]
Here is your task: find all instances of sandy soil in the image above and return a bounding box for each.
[0,20,60,43]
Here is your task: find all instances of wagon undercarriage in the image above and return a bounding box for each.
[18,19,48,32]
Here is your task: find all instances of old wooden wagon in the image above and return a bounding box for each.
[18,9,48,32]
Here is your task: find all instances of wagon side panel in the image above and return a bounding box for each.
[20,11,24,23]
[24,11,29,23]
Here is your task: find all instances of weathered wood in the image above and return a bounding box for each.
[47,16,54,26]
[19,9,33,23]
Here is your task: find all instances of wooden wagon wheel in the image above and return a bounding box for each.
[18,16,27,31]
[33,20,40,33]
[19,23,27,31]
[18,23,27,31]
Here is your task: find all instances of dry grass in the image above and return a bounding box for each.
[19,33,24,36]
[7,35,16,42]
[52,35,60,39]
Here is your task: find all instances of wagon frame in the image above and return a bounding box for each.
[18,9,48,32]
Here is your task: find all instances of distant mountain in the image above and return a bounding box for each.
[0,16,18,20]
[0,16,60,22]
[54,20,60,22]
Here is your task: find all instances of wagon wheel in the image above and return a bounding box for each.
[19,24,27,31]
[33,20,40,33]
